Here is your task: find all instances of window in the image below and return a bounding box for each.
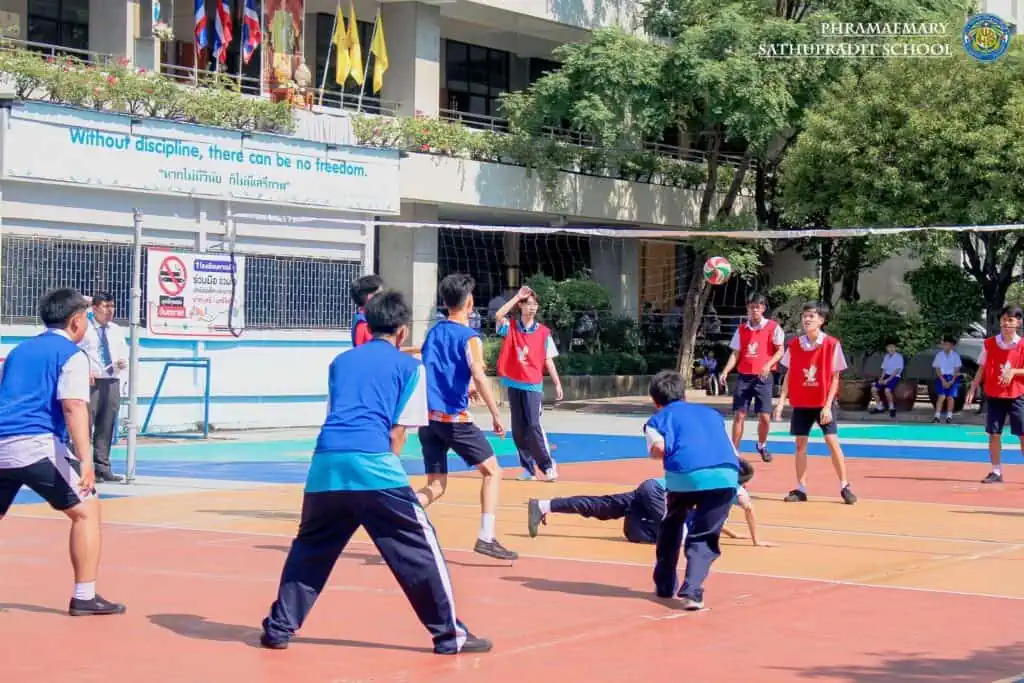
[27,0,89,52]
[445,40,509,118]
[245,255,363,329]
[313,13,379,111]
[528,58,560,85]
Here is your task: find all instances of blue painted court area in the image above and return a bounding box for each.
[10,424,1002,506]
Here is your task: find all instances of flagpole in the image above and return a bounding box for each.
[318,3,341,107]
[235,0,245,90]
[356,11,378,113]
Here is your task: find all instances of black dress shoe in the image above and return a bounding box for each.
[97,471,124,483]
[68,594,126,616]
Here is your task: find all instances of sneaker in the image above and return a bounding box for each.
[260,633,289,650]
[783,489,808,502]
[527,498,546,538]
[68,595,126,617]
[680,598,704,611]
[982,471,1004,484]
[889,409,896,418]
[932,417,940,424]
[458,636,493,654]
[756,444,773,463]
[945,416,953,424]
[474,538,518,561]
[543,467,558,482]
[516,471,536,481]
[840,485,857,505]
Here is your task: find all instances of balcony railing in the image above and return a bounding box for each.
[438,108,749,168]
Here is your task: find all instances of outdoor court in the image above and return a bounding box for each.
[2,411,1024,682]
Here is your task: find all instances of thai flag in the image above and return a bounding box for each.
[213,0,232,64]
[241,0,262,65]
[194,0,207,49]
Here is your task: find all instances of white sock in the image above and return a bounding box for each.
[934,410,941,418]
[479,513,496,542]
[757,441,766,450]
[797,483,807,493]
[539,500,552,515]
[993,466,1002,475]
[945,412,952,419]
[74,582,96,601]
[840,481,849,489]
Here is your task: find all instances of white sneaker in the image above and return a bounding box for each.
[544,466,558,482]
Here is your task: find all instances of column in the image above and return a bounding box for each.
[503,232,520,289]
[88,0,133,58]
[591,238,640,318]
[380,1,442,116]
[377,203,439,345]
[135,0,160,71]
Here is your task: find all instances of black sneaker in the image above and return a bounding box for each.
[474,538,518,561]
[840,485,857,505]
[756,444,773,463]
[932,417,940,424]
[784,489,808,502]
[889,409,896,418]
[260,633,289,650]
[97,471,124,483]
[945,416,952,424]
[982,471,1004,484]
[459,636,493,654]
[527,499,546,538]
[68,594,126,616]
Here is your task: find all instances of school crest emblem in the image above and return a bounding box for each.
[803,365,818,386]
[746,342,758,356]
[517,345,530,364]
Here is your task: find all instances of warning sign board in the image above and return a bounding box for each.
[146,249,246,337]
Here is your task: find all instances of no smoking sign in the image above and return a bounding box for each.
[157,256,187,296]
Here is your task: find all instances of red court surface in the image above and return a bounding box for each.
[3,454,1024,682]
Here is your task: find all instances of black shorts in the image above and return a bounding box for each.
[790,405,839,437]
[419,421,495,475]
[0,455,91,516]
[985,396,1024,436]
[732,373,774,414]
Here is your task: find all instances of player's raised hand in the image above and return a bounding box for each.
[516,286,533,300]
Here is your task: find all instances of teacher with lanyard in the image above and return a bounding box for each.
[78,292,128,482]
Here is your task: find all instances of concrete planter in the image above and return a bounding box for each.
[837,379,873,411]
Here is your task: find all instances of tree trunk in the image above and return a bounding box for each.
[838,237,866,303]
[716,152,752,221]
[675,262,714,386]
[819,240,834,304]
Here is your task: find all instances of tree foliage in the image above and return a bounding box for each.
[904,262,983,340]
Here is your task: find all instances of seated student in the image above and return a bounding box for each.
[870,341,904,417]
[645,370,741,610]
[526,459,770,546]
[260,291,491,654]
[700,351,720,396]
[932,336,963,423]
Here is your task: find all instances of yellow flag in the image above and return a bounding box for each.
[332,6,350,87]
[347,0,364,86]
[371,12,388,94]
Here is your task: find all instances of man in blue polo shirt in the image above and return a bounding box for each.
[260,290,491,655]
[0,288,125,616]
[644,369,740,611]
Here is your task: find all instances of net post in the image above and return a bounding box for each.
[125,208,143,484]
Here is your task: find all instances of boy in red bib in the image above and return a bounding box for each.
[772,302,857,505]
[494,286,563,481]
[965,305,1024,484]
[349,275,384,347]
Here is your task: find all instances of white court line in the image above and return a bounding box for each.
[8,513,1024,603]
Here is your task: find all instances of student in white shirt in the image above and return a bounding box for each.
[932,336,963,423]
[871,341,905,417]
[78,292,129,482]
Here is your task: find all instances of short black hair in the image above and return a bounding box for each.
[91,291,114,306]
[942,335,957,345]
[747,293,767,306]
[364,289,411,336]
[802,301,830,319]
[1000,305,1024,320]
[350,274,384,308]
[738,457,754,485]
[649,369,686,406]
[438,273,475,310]
[40,288,89,328]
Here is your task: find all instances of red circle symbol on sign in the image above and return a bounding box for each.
[158,256,187,296]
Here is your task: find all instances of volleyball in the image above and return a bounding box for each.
[703,256,732,285]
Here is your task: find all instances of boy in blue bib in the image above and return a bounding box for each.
[645,370,740,610]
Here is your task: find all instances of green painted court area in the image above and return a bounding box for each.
[768,422,990,444]
[110,434,522,463]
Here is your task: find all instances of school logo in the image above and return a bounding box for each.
[803,365,819,386]
[746,342,758,356]
[963,13,1011,63]
[517,345,530,365]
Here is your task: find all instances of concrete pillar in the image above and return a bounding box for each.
[89,0,133,58]
[380,1,441,116]
[591,238,640,318]
[134,0,160,70]
[503,233,520,289]
[377,203,439,345]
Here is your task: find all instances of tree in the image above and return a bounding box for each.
[780,41,1024,332]
[504,0,969,382]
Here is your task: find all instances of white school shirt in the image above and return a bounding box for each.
[881,352,904,377]
[728,318,786,351]
[0,329,91,469]
[931,350,962,376]
[976,334,1021,367]
[79,318,130,379]
[779,333,849,372]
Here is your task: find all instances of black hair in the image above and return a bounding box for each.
[91,291,115,306]
[649,369,687,406]
[738,457,754,485]
[349,274,384,308]
[942,335,957,345]
[1000,305,1024,321]
[884,339,899,347]
[746,292,767,306]
[802,301,830,319]
[364,289,411,336]
[39,288,89,329]
[438,273,475,310]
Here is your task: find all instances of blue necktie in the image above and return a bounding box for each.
[99,325,113,373]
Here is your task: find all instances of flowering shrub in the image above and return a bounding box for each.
[0,47,294,133]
